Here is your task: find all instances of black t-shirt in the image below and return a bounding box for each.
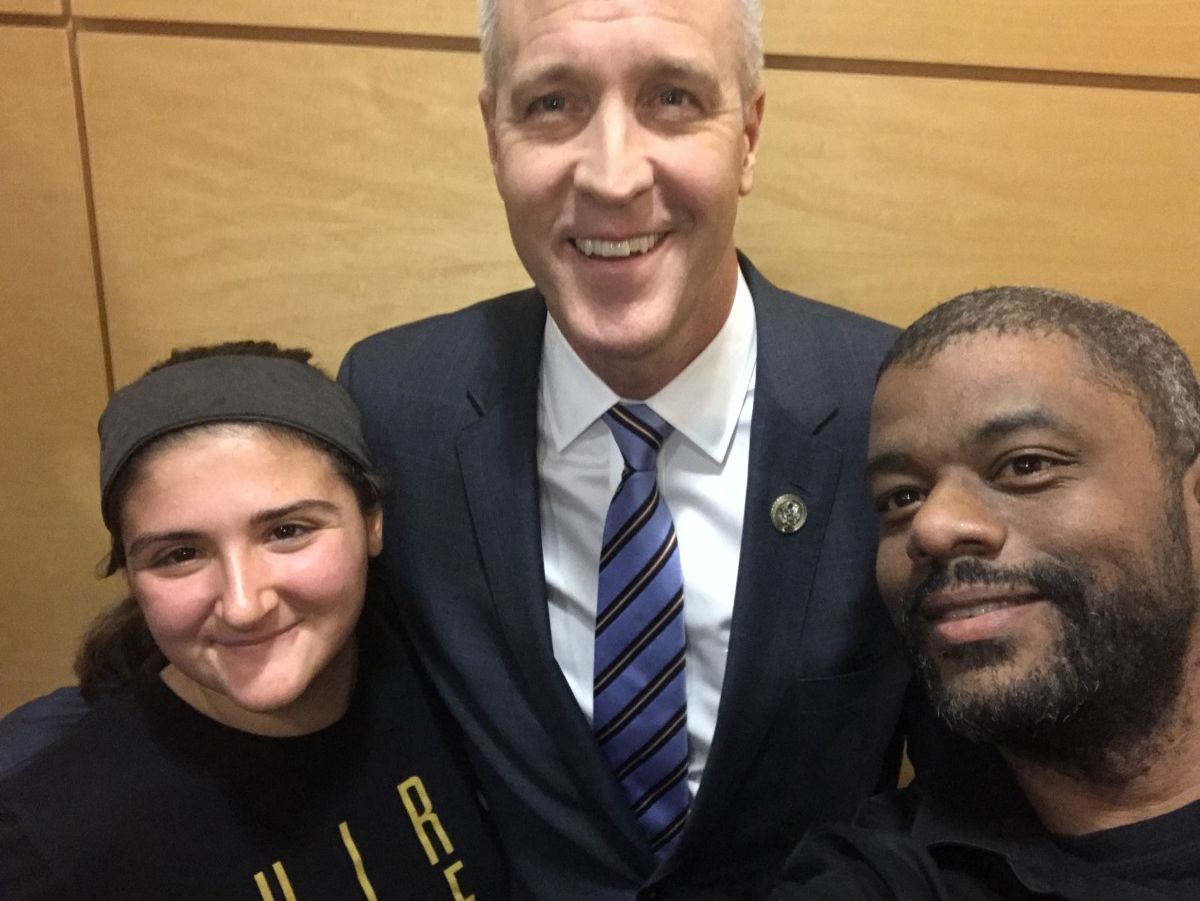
[773,753,1200,901]
[1053,798,1200,896]
[0,614,507,899]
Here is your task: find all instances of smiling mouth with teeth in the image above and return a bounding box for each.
[572,233,665,259]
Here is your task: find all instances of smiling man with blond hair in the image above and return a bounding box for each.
[340,0,926,896]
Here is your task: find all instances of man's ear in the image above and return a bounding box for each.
[1179,452,1200,546]
[739,85,766,196]
[480,88,500,173]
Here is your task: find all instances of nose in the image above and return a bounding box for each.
[573,97,653,204]
[216,548,279,629]
[906,476,1006,566]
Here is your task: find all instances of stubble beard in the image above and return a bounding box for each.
[899,499,1198,782]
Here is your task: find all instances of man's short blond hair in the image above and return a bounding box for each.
[477,0,764,101]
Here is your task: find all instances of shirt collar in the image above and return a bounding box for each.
[541,267,757,462]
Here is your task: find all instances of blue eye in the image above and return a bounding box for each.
[660,88,689,106]
[533,94,566,114]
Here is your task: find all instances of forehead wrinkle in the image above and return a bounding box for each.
[512,55,723,93]
[502,2,734,69]
[513,0,711,28]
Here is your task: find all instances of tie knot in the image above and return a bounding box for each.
[603,403,673,473]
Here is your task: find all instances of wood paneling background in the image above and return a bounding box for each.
[766,1,1200,78]
[0,26,114,709]
[78,31,521,383]
[743,69,1200,340]
[72,0,477,36]
[2,1,1198,713]
[0,0,61,14]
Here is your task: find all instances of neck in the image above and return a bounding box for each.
[1005,679,1200,834]
[583,253,740,400]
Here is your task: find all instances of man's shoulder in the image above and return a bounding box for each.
[339,288,546,419]
[0,687,90,779]
[851,783,926,831]
[741,256,898,375]
[770,786,949,901]
[343,286,545,374]
[0,683,157,824]
[747,265,897,345]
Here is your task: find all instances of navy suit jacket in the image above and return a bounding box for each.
[340,256,915,899]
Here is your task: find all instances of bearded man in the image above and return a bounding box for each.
[773,286,1200,900]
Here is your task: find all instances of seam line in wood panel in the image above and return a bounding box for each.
[74,16,480,54]
[65,5,115,396]
[0,12,69,28]
[58,16,1199,94]
[765,54,1200,95]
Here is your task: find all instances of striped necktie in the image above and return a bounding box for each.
[594,403,690,859]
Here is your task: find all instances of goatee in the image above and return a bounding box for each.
[898,531,1197,781]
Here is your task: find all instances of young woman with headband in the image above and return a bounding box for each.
[0,342,506,898]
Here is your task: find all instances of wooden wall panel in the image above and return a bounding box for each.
[6,12,1197,716]
[0,0,62,14]
[77,32,524,384]
[0,27,114,715]
[739,68,1200,358]
[71,0,477,37]
[765,0,1200,80]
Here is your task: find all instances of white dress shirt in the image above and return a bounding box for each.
[538,270,757,798]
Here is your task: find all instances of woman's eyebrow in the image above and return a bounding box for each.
[125,529,203,559]
[249,499,340,527]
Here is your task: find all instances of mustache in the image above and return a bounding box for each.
[898,557,1086,632]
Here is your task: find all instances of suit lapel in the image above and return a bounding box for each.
[683,259,847,845]
[453,296,652,863]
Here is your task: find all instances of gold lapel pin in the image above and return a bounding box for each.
[770,494,808,534]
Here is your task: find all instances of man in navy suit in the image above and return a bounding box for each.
[340,0,926,897]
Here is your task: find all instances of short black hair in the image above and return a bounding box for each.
[880,285,1200,469]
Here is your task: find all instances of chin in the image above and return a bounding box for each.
[223,683,307,715]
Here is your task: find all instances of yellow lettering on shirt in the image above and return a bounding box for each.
[398,775,455,865]
[339,821,379,900]
[252,862,297,901]
[443,858,477,901]
[250,776,482,899]
[253,871,273,901]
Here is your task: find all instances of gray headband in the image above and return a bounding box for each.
[99,355,373,527]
